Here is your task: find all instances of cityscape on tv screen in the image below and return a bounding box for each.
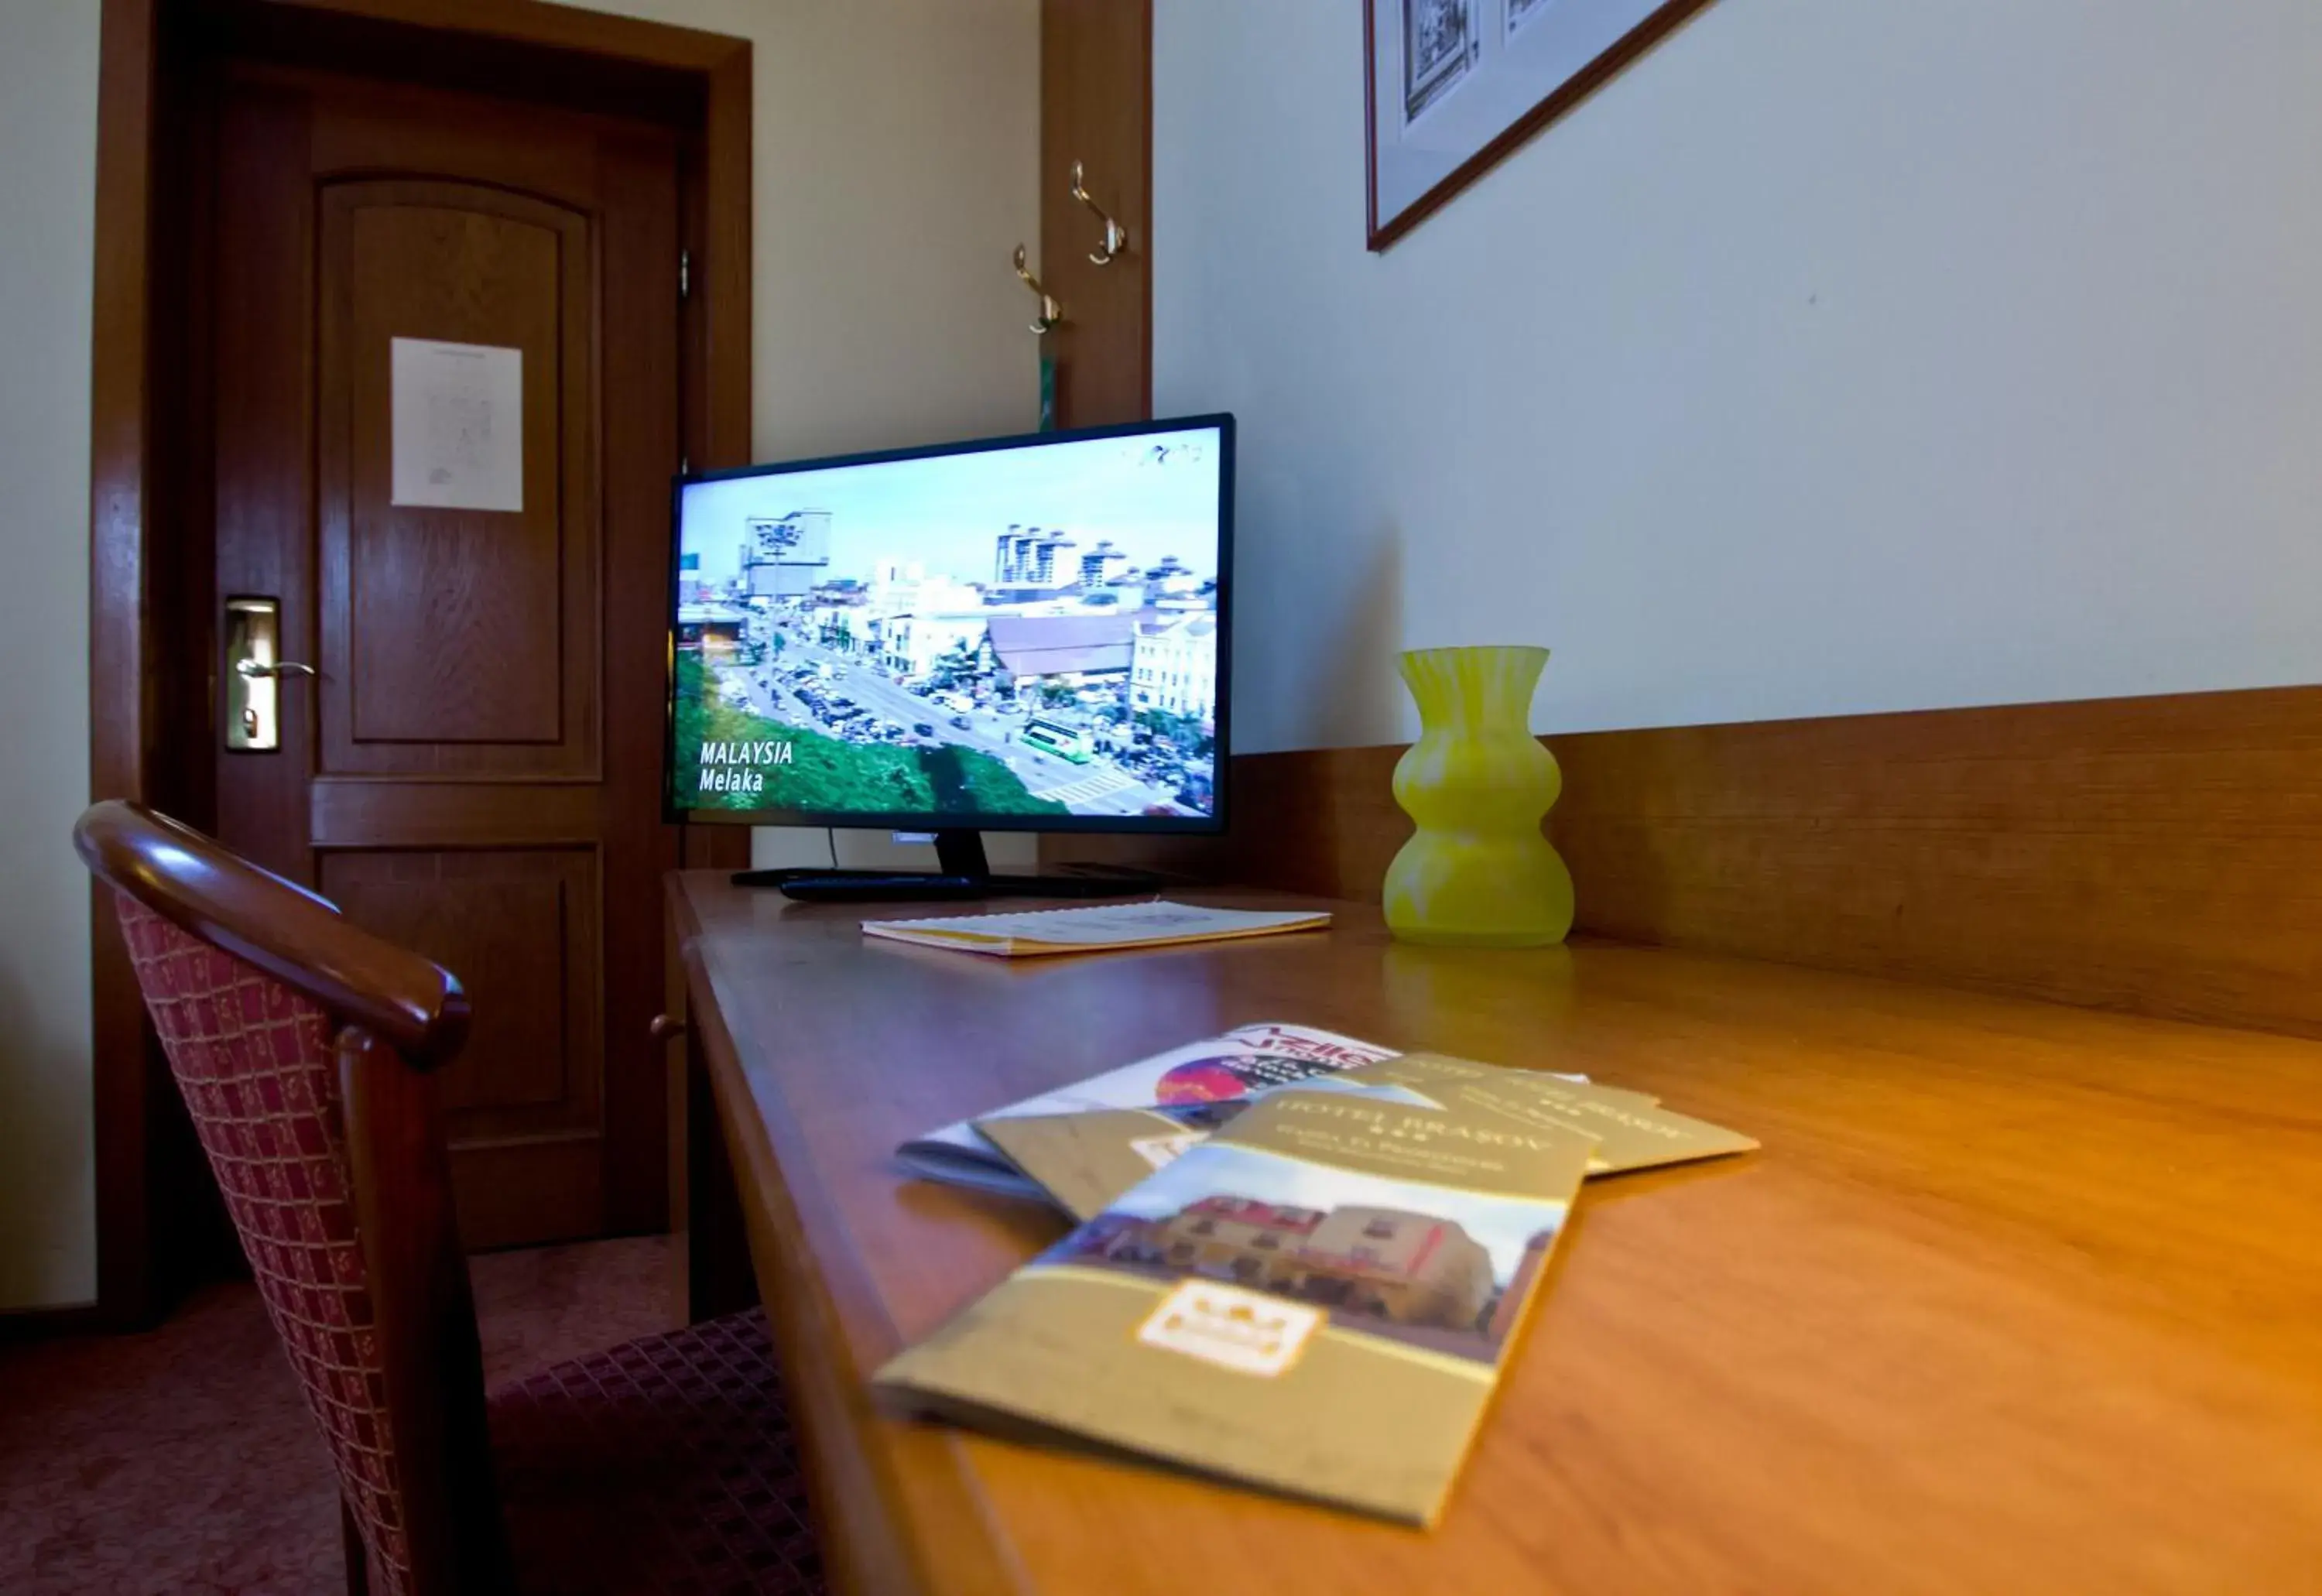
[673,425,1222,822]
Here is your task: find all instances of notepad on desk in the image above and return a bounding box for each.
[861,900,1332,958]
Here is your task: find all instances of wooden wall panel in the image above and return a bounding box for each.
[1054,685,2322,1039]
[1058,744,1399,896]
[1553,686,2322,1036]
[1039,0,1150,429]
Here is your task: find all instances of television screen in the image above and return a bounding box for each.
[668,416,1231,831]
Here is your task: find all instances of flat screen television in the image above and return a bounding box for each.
[666,414,1232,897]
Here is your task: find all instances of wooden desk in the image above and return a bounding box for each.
[666,870,2322,1594]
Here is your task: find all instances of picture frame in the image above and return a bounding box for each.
[1365,0,1717,251]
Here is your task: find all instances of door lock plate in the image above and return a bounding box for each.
[224,597,282,751]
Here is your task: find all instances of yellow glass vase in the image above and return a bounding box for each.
[1383,646,1574,947]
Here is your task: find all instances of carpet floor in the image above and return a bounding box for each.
[0,1235,680,1595]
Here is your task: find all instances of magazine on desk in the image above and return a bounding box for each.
[893,1023,1398,1201]
[863,900,1333,959]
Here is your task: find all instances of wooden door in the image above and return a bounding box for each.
[1040,0,1152,429]
[207,63,681,1248]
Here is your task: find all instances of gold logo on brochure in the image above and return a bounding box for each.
[1135,1279,1321,1377]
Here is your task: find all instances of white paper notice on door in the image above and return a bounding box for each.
[389,337,523,512]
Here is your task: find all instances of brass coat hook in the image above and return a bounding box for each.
[1069,161,1130,265]
[1012,245,1060,334]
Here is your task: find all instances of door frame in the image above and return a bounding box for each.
[87,0,753,1326]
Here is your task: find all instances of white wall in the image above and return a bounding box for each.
[0,0,101,1311]
[0,0,1036,1309]
[568,0,1039,467]
[1156,0,2322,751]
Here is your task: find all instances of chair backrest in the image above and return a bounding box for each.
[76,800,509,1595]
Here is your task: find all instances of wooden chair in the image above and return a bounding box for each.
[76,800,821,1595]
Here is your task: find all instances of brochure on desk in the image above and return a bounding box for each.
[877,1055,1613,1526]
[893,1023,1398,1202]
[980,1059,1690,1226]
[977,1058,1723,1223]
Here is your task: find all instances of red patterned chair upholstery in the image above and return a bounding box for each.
[77,800,822,1596]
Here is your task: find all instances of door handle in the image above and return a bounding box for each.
[224,596,313,752]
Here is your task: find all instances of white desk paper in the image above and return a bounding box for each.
[389,337,522,512]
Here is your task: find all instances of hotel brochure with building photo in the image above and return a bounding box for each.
[980,1054,1752,1223]
[893,1023,1397,1200]
[875,1060,1611,1526]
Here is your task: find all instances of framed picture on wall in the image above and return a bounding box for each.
[1365,0,1716,250]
